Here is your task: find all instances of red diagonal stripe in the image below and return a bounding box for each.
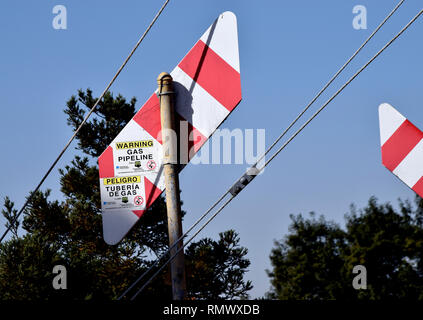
[144,176,163,208]
[178,40,241,112]
[412,176,423,198]
[189,125,207,156]
[133,93,162,144]
[382,120,423,172]
[98,146,114,178]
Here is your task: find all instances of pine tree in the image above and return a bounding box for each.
[0,89,252,300]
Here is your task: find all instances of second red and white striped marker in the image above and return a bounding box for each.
[379,103,423,197]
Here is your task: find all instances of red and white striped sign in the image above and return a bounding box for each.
[379,103,423,197]
[98,12,241,245]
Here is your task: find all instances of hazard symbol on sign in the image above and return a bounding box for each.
[134,196,144,206]
[147,160,156,170]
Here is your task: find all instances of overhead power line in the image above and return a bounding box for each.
[0,0,172,243]
[118,1,417,300]
[129,7,423,300]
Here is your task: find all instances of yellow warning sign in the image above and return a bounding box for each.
[115,140,153,150]
[103,176,141,185]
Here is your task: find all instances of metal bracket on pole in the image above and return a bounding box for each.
[156,91,175,97]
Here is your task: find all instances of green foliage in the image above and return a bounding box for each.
[0,89,252,300]
[185,230,253,300]
[267,196,423,300]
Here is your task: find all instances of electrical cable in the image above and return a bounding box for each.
[260,8,423,172]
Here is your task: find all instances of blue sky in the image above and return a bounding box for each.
[1,0,423,298]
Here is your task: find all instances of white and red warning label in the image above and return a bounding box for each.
[100,175,146,211]
[113,139,160,175]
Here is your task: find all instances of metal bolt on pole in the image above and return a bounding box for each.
[157,72,187,300]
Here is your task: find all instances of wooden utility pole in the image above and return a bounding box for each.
[157,72,187,300]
